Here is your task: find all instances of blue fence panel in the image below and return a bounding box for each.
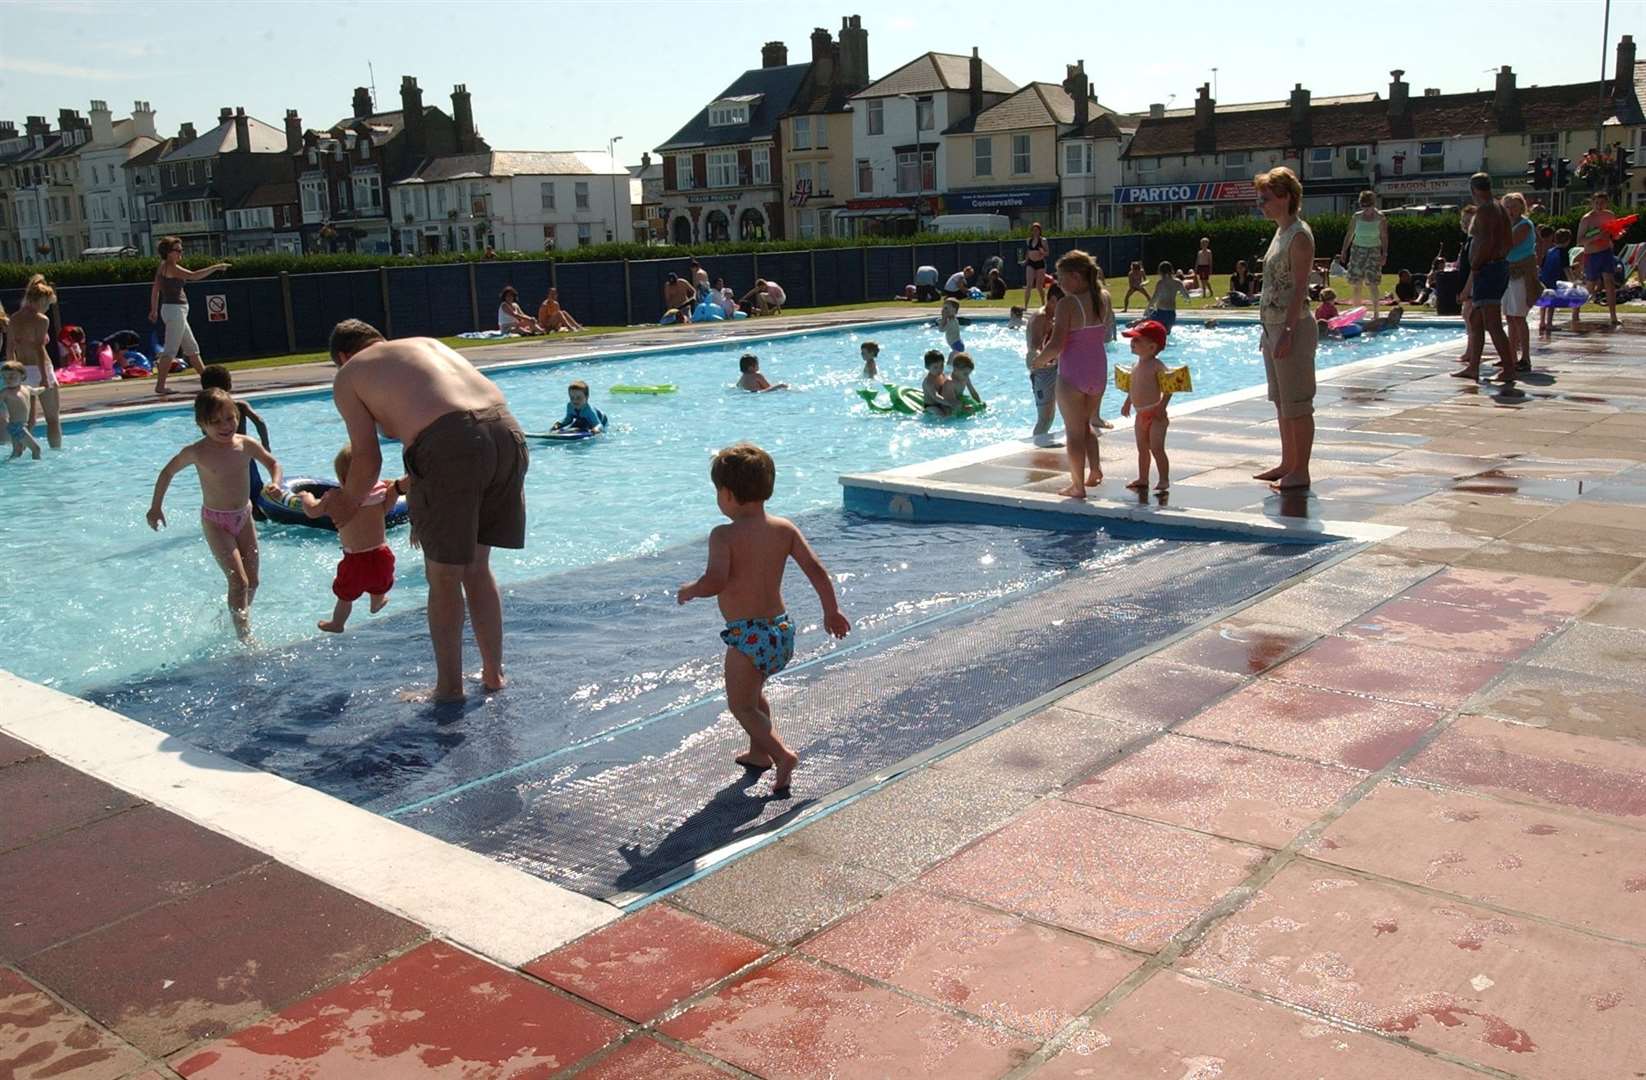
[756,251,812,309]
[476,261,552,324]
[913,243,954,278]
[813,248,864,305]
[627,258,677,324]
[289,270,386,350]
[56,283,150,346]
[556,261,627,328]
[864,247,903,300]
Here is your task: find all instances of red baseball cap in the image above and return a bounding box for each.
[1122,319,1168,349]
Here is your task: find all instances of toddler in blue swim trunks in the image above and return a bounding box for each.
[3,361,42,459]
[678,442,850,797]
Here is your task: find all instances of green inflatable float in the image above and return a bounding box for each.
[856,384,986,417]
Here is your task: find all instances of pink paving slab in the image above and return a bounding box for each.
[922,800,1267,952]
[1177,680,1444,770]
[1308,780,1646,942]
[0,732,40,767]
[800,887,1142,1038]
[1066,735,1365,848]
[1055,659,1247,728]
[523,904,768,1023]
[571,1036,729,1079]
[20,862,423,1057]
[1181,863,1646,1080]
[1403,714,1646,827]
[1340,596,1563,660]
[0,805,264,960]
[1036,972,1483,1079]
[0,967,147,1080]
[1268,636,1505,709]
[174,941,625,1079]
[1401,567,1607,621]
[1150,619,1321,677]
[0,758,143,852]
[659,956,1036,1080]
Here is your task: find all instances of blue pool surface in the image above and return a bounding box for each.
[4,317,1448,693]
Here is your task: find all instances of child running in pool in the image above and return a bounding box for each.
[677,443,850,796]
[551,379,607,433]
[146,388,283,639]
[920,349,950,415]
[1144,261,1192,329]
[3,362,41,459]
[300,443,405,632]
[737,353,788,392]
[200,364,273,518]
[938,298,965,356]
[1120,319,1172,494]
[860,340,880,379]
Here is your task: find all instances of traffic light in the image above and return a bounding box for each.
[1556,157,1572,188]
[1540,157,1557,190]
[1618,146,1636,187]
[1526,158,1542,189]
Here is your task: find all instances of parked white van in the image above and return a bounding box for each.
[928,213,1011,235]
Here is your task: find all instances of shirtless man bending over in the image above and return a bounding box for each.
[1454,174,1516,388]
[327,321,530,702]
[4,275,62,449]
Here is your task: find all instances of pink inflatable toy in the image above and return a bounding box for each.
[57,342,118,385]
[1327,306,1366,331]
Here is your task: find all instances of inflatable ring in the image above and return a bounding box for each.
[1327,307,1366,331]
[1115,365,1193,393]
[525,428,599,441]
[857,384,985,416]
[251,468,410,532]
[610,384,676,395]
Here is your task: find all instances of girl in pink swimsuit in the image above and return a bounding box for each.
[1033,249,1111,498]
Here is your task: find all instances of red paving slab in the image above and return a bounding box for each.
[523,904,768,1023]
[799,887,1141,1038]
[1181,862,1646,1080]
[659,956,1035,1080]
[1176,680,1444,770]
[1268,636,1505,709]
[1055,660,1247,728]
[1151,619,1320,676]
[1065,735,1365,848]
[923,801,1266,952]
[20,862,424,1056]
[1401,567,1608,621]
[1403,714,1646,827]
[1340,595,1561,659]
[0,805,265,960]
[174,940,625,1079]
[0,758,144,852]
[572,1036,727,1079]
[0,967,148,1080]
[0,731,41,767]
[1308,780,1646,942]
[1036,972,1483,1079]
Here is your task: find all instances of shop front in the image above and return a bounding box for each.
[837,195,941,237]
[944,185,1059,229]
[1113,179,1258,229]
[1375,174,1474,211]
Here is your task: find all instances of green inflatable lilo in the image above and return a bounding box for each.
[857,384,985,417]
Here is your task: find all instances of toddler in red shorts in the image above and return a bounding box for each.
[300,442,407,633]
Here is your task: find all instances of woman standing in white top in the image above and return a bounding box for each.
[1253,167,1318,492]
[149,236,229,395]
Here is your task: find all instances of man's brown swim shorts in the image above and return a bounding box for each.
[402,405,529,565]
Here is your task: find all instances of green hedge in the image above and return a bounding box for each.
[0,223,1127,289]
[1148,210,1644,275]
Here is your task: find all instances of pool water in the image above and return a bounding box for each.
[1,317,1449,693]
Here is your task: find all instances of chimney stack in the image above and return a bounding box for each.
[968,46,983,116]
[1387,69,1410,122]
[89,99,113,144]
[217,106,234,126]
[284,109,302,155]
[0,121,16,142]
[838,15,869,91]
[1064,61,1090,128]
[1148,103,1165,120]
[132,100,157,140]
[1614,35,1637,100]
[761,40,788,67]
[57,108,83,138]
[1287,83,1311,145]
[352,87,373,119]
[400,75,425,157]
[1493,65,1520,129]
[178,122,197,143]
[808,27,835,91]
[1193,82,1215,153]
[451,84,476,153]
[233,106,251,154]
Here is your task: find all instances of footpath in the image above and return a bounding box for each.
[3,321,1644,1079]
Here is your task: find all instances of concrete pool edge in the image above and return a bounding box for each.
[0,669,616,965]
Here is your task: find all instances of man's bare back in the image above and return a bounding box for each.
[333,337,503,445]
[1472,200,1511,265]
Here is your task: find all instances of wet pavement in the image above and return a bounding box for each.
[5,320,1646,1078]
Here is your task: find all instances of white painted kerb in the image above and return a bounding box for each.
[0,670,615,965]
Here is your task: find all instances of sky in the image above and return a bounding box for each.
[2,0,1641,164]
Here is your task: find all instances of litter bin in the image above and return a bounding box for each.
[1433,267,1465,315]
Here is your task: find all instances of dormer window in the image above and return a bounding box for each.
[710,103,750,127]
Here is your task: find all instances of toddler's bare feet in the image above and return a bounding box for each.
[401,684,465,704]
[771,751,799,797]
[369,594,389,613]
[317,619,345,633]
[1126,478,1148,491]
[481,669,507,693]
[1271,471,1311,491]
[735,751,773,772]
[1253,466,1286,481]
[1056,484,1086,499]
[1085,469,1103,486]
[1154,480,1169,493]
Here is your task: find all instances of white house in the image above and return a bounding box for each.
[391,151,631,254]
[79,100,159,252]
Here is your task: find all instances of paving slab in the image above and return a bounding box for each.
[1054,659,1246,727]
[1402,714,1646,828]
[523,904,767,1024]
[0,805,265,960]
[926,707,1157,796]
[0,731,40,767]
[0,967,147,1080]
[1461,662,1646,743]
[1398,566,1609,620]
[1267,636,1505,710]
[923,801,1266,952]
[659,955,1036,1080]
[1036,971,1483,1080]
[799,887,1141,1038]
[20,863,424,1056]
[0,759,144,853]
[1146,619,1320,677]
[1177,679,1444,771]
[1526,621,1646,686]
[1065,734,1364,848]
[1452,541,1645,585]
[173,941,624,1078]
[667,838,892,946]
[1339,595,1563,660]
[1582,585,1646,631]
[571,1036,728,1079]
[1180,862,1646,1080]
[1307,780,1646,942]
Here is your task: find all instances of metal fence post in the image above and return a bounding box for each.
[622,259,633,326]
[278,272,297,353]
[466,262,480,331]
[862,245,869,301]
[809,249,817,306]
[378,267,393,337]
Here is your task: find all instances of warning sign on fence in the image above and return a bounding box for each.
[206,294,228,322]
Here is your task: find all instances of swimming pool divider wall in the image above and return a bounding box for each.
[4,234,1146,364]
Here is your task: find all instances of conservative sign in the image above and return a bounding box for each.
[1113,180,1257,205]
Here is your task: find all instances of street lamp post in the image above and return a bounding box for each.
[608,135,624,244]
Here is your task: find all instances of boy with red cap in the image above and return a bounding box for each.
[1120,319,1173,493]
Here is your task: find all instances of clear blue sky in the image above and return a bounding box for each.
[3,0,1640,164]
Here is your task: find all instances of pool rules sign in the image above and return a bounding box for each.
[206,294,228,322]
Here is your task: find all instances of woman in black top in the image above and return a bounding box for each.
[1226,259,1256,306]
[1021,222,1048,307]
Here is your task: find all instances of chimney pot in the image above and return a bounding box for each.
[761,40,788,67]
[1148,103,1165,119]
